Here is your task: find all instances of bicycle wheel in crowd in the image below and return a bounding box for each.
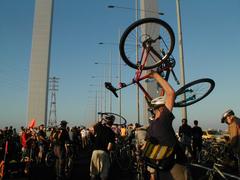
[174,78,215,107]
[65,156,73,179]
[45,151,55,167]
[119,18,175,70]
[98,112,127,126]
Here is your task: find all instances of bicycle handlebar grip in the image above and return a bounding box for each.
[105,82,118,98]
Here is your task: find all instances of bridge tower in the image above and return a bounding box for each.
[27,0,54,126]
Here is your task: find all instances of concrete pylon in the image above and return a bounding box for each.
[140,0,160,125]
[27,0,54,127]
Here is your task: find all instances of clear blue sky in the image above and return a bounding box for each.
[0,0,239,131]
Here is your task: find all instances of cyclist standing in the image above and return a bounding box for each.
[90,115,115,180]
[191,120,203,162]
[178,118,193,159]
[53,120,70,180]
[145,71,189,180]
[37,124,47,164]
[221,109,240,174]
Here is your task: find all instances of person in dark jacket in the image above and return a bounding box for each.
[90,115,115,180]
[191,120,203,162]
[179,118,193,158]
[145,71,189,180]
[54,120,70,180]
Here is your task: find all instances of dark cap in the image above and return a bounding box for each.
[60,120,68,126]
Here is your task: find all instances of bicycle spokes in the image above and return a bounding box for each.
[174,78,215,107]
[120,18,175,70]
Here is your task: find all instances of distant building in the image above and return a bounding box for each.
[27,0,54,126]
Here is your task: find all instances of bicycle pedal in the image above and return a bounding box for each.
[118,82,126,88]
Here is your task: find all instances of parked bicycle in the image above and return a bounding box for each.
[198,158,228,180]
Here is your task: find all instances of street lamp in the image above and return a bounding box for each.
[107,5,164,15]
[176,0,187,119]
[97,40,127,117]
[93,60,121,113]
[107,2,147,125]
[89,84,104,113]
[87,93,98,122]
[91,74,118,112]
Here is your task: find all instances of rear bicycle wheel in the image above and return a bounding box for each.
[174,78,215,107]
[120,18,175,70]
[65,156,73,179]
[45,151,55,167]
[98,112,127,126]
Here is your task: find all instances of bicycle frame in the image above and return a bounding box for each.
[105,52,179,104]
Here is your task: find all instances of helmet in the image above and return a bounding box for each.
[221,109,234,123]
[60,120,68,126]
[103,114,115,125]
[150,96,165,109]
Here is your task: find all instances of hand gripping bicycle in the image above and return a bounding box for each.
[105,17,215,108]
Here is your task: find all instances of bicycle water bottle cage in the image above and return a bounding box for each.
[105,82,118,98]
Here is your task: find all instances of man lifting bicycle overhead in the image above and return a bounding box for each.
[143,71,189,180]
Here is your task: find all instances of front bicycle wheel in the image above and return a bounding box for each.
[65,157,73,179]
[120,18,175,70]
[174,78,215,107]
[45,151,55,167]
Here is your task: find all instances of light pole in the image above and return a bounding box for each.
[87,91,98,122]
[176,0,187,119]
[91,74,118,112]
[91,75,107,112]
[97,43,113,113]
[118,30,122,125]
[109,50,113,113]
[93,60,120,113]
[89,84,104,113]
[135,0,140,125]
[98,41,125,116]
[108,2,141,125]
[107,5,164,15]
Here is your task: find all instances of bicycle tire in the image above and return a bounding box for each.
[115,148,133,172]
[45,151,55,167]
[120,18,175,70]
[98,112,127,126]
[65,157,73,179]
[174,78,215,107]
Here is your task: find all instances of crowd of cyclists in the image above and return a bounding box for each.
[0,108,239,180]
[0,118,141,179]
[0,121,95,179]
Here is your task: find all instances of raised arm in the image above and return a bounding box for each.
[150,71,175,111]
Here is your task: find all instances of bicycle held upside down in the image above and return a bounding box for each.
[105,17,215,109]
